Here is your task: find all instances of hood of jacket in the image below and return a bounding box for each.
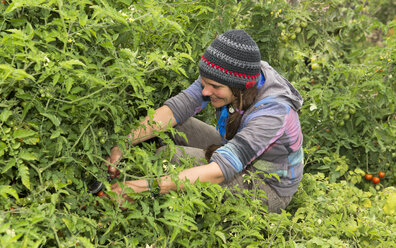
[256,61,303,111]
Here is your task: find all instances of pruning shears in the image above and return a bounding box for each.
[88,176,112,195]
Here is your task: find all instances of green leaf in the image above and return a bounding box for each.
[62,217,74,234]
[65,78,74,94]
[0,64,35,81]
[18,164,30,190]
[4,2,24,14]
[215,231,227,243]
[0,110,13,122]
[0,142,6,157]
[79,14,88,26]
[118,0,133,5]
[2,158,16,173]
[52,73,61,86]
[102,221,116,237]
[100,41,114,50]
[59,59,86,70]
[77,236,95,248]
[140,201,150,215]
[50,129,61,139]
[0,185,19,199]
[383,192,396,215]
[13,129,37,139]
[19,150,38,161]
[40,113,60,126]
[169,227,180,244]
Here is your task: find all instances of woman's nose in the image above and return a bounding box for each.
[202,85,211,96]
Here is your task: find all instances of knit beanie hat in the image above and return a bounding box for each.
[198,29,261,89]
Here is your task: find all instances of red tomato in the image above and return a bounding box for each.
[98,191,105,197]
[364,174,373,181]
[378,171,385,178]
[372,177,380,184]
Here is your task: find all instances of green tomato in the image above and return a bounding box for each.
[295,27,302,33]
[45,92,53,98]
[21,102,28,108]
[311,63,321,70]
[26,197,33,204]
[301,21,308,27]
[100,137,106,144]
[6,120,15,127]
[97,130,103,137]
[349,108,356,114]
[290,33,296,40]
[338,120,345,127]
[278,23,286,29]
[343,113,350,120]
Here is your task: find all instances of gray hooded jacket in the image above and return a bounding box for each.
[165,61,304,196]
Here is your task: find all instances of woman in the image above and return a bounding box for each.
[106,29,304,213]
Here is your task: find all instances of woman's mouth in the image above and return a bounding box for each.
[211,97,221,103]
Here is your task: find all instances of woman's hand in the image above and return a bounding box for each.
[106,146,122,178]
[108,180,148,208]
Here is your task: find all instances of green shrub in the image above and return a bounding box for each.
[0,0,395,246]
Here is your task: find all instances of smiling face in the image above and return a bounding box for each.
[201,77,235,108]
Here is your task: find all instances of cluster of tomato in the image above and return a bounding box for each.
[329,108,356,127]
[97,129,106,144]
[364,171,385,184]
[278,19,308,42]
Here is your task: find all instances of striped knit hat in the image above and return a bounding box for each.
[198,29,261,90]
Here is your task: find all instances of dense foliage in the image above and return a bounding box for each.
[0,0,395,247]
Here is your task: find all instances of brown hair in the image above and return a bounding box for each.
[205,86,258,161]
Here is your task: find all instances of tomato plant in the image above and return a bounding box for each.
[0,0,395,247]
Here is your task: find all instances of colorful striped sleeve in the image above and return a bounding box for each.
[164,77,209,124]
